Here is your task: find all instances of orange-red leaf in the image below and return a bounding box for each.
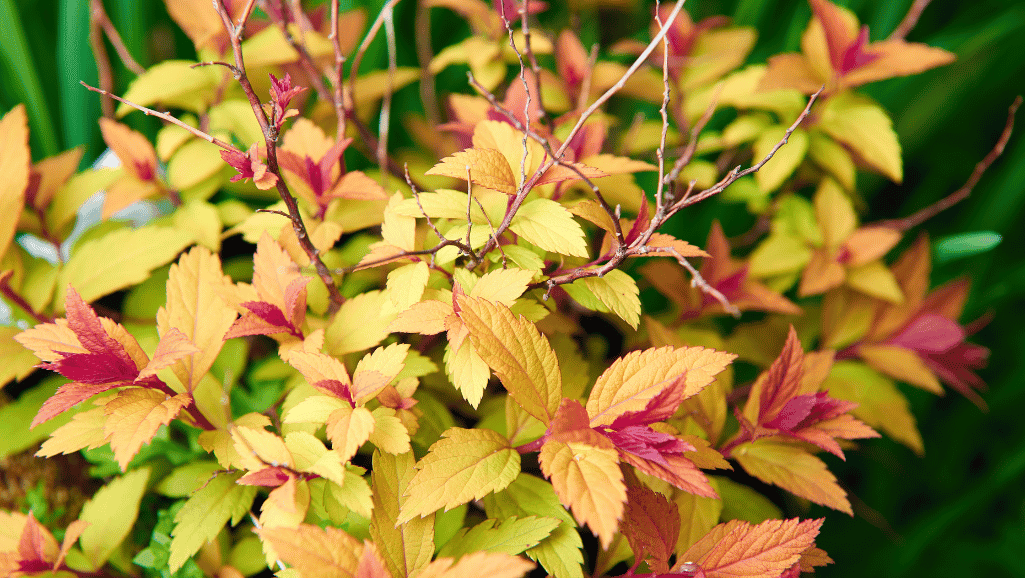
[622,485,679,573]
[681,517,824,578]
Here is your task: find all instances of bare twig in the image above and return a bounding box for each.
[665,82,723,186]
[212,0,345,314]
[415,2,440,126]
[89,0,147,119]
[653,0,672,212]
[329,0,348,133]
[81,82,239,150]
[0,272,52,324]
[879,95,1021,231]
[348,0,402,114]
[378,2,397,187]
[890,0,934,40]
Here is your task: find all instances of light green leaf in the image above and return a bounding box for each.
[510,199,589,258]
[79,466,151,569]
[169,471,258,572]
[569,270,640,329]
[370,451,435,578]
[398,428,520,523]
[818,93,902,183]
[117,60,221,116]
[934,231,1001,264]
[437,516,561,559]
[753,127,808,192]
[57,226,192,310]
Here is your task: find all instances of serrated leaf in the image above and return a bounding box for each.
[325,291,395,355]
[369,407,411,455]
[818,94,902,183]
[399,428,520,523]
[353,343,410,403]
[682,517,823,578]
[437,516,561,559]
[457,295,562,423]
[733,439,851,515]
[78,467,151,568]
[572,270,640,329]
[587,346,735,427]
[117,60,221,116]
[103,389,191,470]
[370,451,435,578]
[36,405,109,458]
[384,262,430,315]
[822,361,923,454]
[509,199,588,258]
[169,471,258,572]
[622,486,679,573]
[469,268,536,306]
[417,551,535,578]
[258,523,361,578]
[539,440,625,549]
[427,148,518,195]
[57,226,192,310]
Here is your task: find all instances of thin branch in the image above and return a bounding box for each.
[0,273,52,324]
[378,2,397,187]
[329,0,348,134]
[81,82,239,151]
[554,0,687,160]
[879,95,1021,231]
[91,0,146,75]
[653,0,672,213]
[890,0,934,40]
[665,81,723,186]
[212,0,345,315]
[348,0,402,114]
[415,2,440,126]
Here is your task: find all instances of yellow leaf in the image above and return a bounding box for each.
[370,451,435,578]
[283,350,353,392]
[586,346,735,427]
[325,290,395,355]
[539,440,625,550]
[15,318,87,362]
[326,405,375,462]
[398,428,520,523]
[818,93,902,183]
[79,467,151,568]
[747,233,812,278]
[822,361,923,454]
[231,425,294,471]
[172,201,223,252]
[733,439,851,515]
[0,105,29,260]
[285,431,346,486]
[198,413,273,470]
[509,199,589,258]
[384,262,430,315]
[753,127,808,192]
[457,295,562,424]
[382,193,417,253]
[389,300,453,335]
[681,517,823,578]
[156,247,238,392]
[369,406,412,454]
[427,148,518,195]
[117,60,221,116]
[36,405,109,458]
[258,524,361,578]
[46,168,120,235]
[814,179,857,250]
[846,260,903,303]
[57,226,192,309]
[104,389,191,470]
[568,199,617,233]
[393,188,496,222]
[417,551,535,578]
[808,131,856,191]
[353,343,410,403]
[858,344,942,394]
[284,395,350,425]
[470,267,537,306]
[445,323,492,408]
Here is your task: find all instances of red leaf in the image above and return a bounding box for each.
[32,382,122,428]
[44,351,138,385]
[238,467,292,487]
[243,301,293,330]
[621,451,717,498]
[757,326,804,423]
[313,379,355,405]
[610,374,689,428]
[64,287,134,366]
[603,425,694,467]
[889,313,964,353]
[622,485,680,573]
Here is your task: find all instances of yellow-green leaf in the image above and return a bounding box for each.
[370,451,435,578]
[823,361,923,454]
[753,127,808,192]
[818,93,902,183]
[437,515,561,559]
[571,270,640,329]
[79,467,151,569]
[117,60,221,116]
[399,428,520,523]
[169,471,257,572]
[510,199,588,258]
[733,439,851,515]
[58,226,192,310]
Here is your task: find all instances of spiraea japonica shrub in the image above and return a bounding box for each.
[0,0,1018,577]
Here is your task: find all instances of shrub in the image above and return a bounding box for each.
[0,0,1018,577]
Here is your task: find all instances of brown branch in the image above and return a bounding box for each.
[414,2,440,127]
[329,0,349,134]
[890,0,934,40]
[212,0,345,315]
[88,0,115,119]
[653,0,672,213]
[378,3,398,186]
[0,272,52,324]
[348,0,402,114]
[81,82,239,151]
[879,95,1021,231]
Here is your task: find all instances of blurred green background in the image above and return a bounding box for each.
[2,0,1024,576]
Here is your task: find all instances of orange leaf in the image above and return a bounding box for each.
[258,523,361,578]
[417,551,535,578]
[681,517,824,578]
[0,105,29,260]
[137,328,200,380]
[733,439,851,515]
[104,389,192,470]
[426,148,517,195]
[99,118,158,183]
[539,439,625,549]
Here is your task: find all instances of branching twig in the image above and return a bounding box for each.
[878,95,1021,231]
[890,0,934,40]
[81,82,239,150]
[212,0,344,315]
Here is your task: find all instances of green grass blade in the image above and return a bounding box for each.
[0,0,59,156]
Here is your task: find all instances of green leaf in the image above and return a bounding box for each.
[79,466,152,569]
[0,0,58,155]
[566,270,641,329]
[398,428,521,523]
[933,231,1002,264]
[714,476,780,524]
[117,60,221,117]
[56,225,193,309]
[169,471,258,572]
[818,93,903,183]
[437,516,561,559]
[0,378,81,459]
[510,198,589,258]
[753,127,808,192]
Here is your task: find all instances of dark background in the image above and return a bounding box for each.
[1,0,1023,575]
